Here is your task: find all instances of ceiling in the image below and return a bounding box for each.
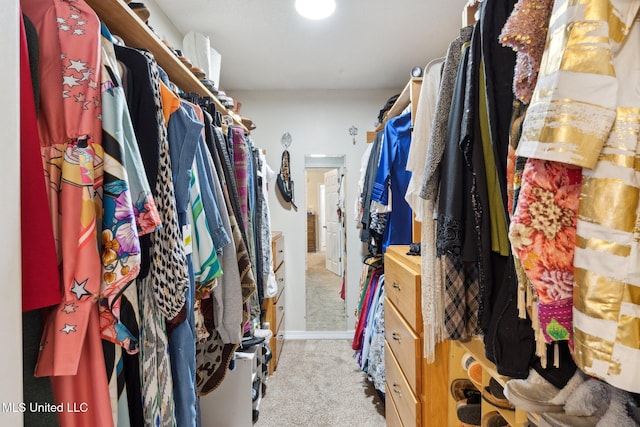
[151,0,469,91]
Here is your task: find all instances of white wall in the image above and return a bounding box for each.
[228,89,397,333]
[3,2,23,425]
[145,0,184,51]
[144,0,402,333]
[305,169,328,215]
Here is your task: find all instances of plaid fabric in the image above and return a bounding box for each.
[443,255,481,340]
[464,262,482,338]
[444,255,466,340]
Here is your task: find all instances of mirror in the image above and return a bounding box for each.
[304,155,348,331]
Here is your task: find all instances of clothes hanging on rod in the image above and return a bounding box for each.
[19,1,277,424]
[351,257,385,395]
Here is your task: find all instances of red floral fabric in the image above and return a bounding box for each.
[509,159,581,343]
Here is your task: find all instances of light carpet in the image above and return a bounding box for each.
[255,339,385,427]
[306,251,348,331]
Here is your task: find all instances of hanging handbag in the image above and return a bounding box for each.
[276,149,297,209]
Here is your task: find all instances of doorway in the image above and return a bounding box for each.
[304,156,347,332]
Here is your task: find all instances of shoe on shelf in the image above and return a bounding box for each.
[629,401,640,425]
[461,352,476,371]
[504,368,586,414]
[239,335,265,351]
[563,378,610,417]
[538,412,600,427]
[482,411,510,427]
[254,327,273,340]
[595,387,638,427]
[482,378,515,411]
[451,378,480,401]
[457,393,482,426]
[467,360,483,391]
[527,412,540,427]
[251,378,261,402]
[538,379,637,427]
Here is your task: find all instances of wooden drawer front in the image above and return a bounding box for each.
[385,298,420,395]
[274,331,285,368]
[275,290,285,333]
[385,342,420,427]
[275,265,286,294]
[262,297,276,329]
[268,335,278,375]
[385,384,404,427]
[272,234,284,271]
[385,252,420,331]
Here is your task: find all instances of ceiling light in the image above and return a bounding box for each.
[295,0,336,20]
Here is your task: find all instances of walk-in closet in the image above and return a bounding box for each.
[4,0,640,426]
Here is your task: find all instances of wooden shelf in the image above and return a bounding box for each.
[458,337,510,388]
[84,0,247,131]
[366,77,422,143]
[384,77,422,124]
[453,338,531,427]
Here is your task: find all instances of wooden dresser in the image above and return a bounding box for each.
[384,245,450,427]
[263,231,285,375]
[306,213,317,252]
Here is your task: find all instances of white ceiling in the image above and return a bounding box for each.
[152,0,469,91]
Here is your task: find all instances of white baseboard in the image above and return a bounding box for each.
[284,330,355,340]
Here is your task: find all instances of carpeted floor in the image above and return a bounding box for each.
[254,339,386,427]
[306,251,348,331]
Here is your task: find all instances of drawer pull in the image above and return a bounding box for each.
[392,281,401,290]
[278,249,284,253]
[391,332,401,342]
[392,383,402,397]
[278,277,284,282]
[278,306,284,311]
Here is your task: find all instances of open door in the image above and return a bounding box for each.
[324,169,342,276]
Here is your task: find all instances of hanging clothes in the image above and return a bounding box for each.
[22,0,115,425]
[114,46,183,426]
[405,58,444,219]
[513,0,640,393]
[371,110,414,252]
[418,26,473,362]
[435,39,480,341]
[19,10,61,313]
[257,149,279,299]
[360,130,385,253]
[352,258,383,351]
[201,111,244,345]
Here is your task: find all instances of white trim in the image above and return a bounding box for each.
[2,3,23,426]
[284,330,355,340]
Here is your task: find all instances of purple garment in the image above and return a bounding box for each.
[232,127,249,231]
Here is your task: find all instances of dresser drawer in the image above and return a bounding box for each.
[385,341,420,427]
[385,384,404,427]
[385,297,421,395]
[274,331,285,370]
[275,290,285,333]
[385,250,421,332]
[275,263,286,293]
[272,232,284,271]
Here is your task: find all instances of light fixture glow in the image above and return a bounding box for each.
[295,0,336,20]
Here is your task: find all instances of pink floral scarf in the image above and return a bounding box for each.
[509,159,581,344]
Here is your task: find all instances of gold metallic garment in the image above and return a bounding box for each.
[518,0,640,393]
